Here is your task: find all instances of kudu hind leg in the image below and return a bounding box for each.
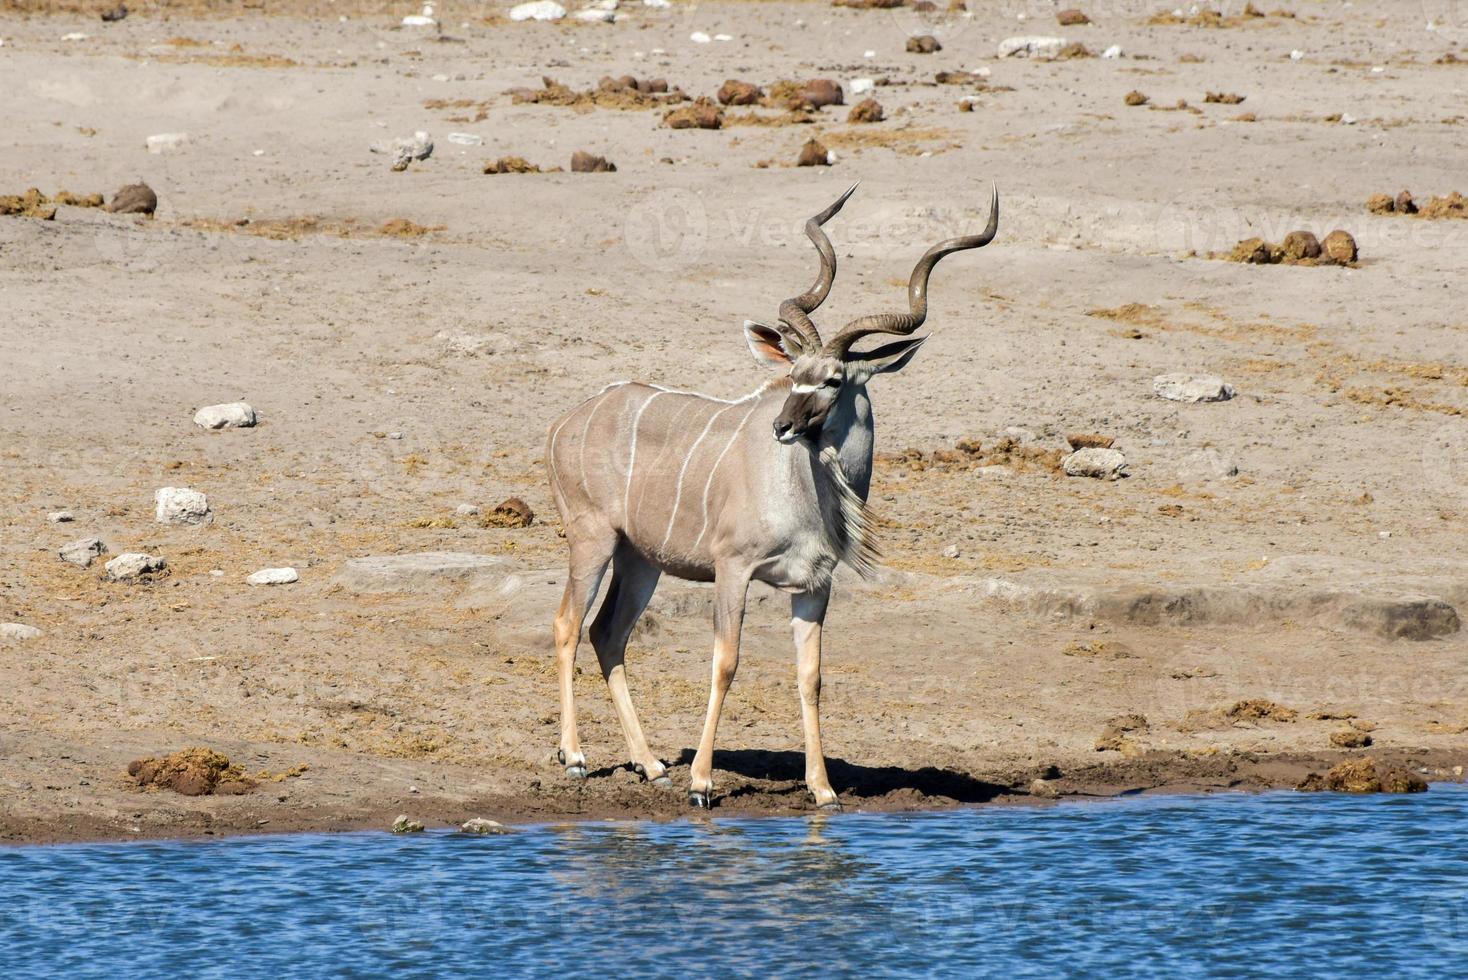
[588,547,668,785]
[688,566,752,808]
[554,531,615,779]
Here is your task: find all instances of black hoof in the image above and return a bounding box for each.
[688,790,712,809]
[565,765,588,780]
[818,801,843,813]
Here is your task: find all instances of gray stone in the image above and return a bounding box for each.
[155,487,211,525]
[106,552,166,581]
[1,623,42,642]
[193,402,257,429]
[59,537,107,567]
[1153,374,1236,403]
[336,552,518,594]
[510,0,566,19]
[455,503,481,517]
[391,814,425,834]
[145,132,189,153]
[48,510,74,523]
[247,567,298,586]
[461,817,511,834]
[1063,447,1128,480]
[997,36,1067,59]
[371,131,433,169]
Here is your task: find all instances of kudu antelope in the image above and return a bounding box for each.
[546,183,999,809]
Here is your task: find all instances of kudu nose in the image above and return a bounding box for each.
[773,419,793,440]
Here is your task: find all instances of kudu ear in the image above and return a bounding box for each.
[743,320,802,368]
[848,335,928,378]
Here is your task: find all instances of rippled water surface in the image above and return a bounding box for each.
[5,787,1468,978]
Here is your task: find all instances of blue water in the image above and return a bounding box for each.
[4,788,1468,978]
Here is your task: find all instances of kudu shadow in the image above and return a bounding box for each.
[668,747,1007,805]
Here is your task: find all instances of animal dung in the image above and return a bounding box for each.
[847,98,884,123]
[570,150,617,172]
[797,138,833,167]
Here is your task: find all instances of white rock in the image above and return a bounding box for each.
[1290,49,1304,60]
[643,0,669,7]
[193,401,257,429]
[589,0,619,8]
[59,537,107,568]
[509,0,566,20]
[48,510,74,523]
[461,818,511,834]
[402,14,437,25]
[155,487,211,525]
[61,31,89,41]
[826,149,838,165]
[713,33,732,40]
[391,814,425,834]
[689,30,710,43]
[997,36,1066,59]
[247,567,299,586]
[370,131,433,169]
[106,552,166,581]
[1003,426,1037,444]
[1102,44,1122,59]
[850,78,875,95]
[575,8,616,21]
[1153,374,1236,403]
[1,623,42,642]
[146,132,190,154]
[455,503,481,516]
[1063,448,1128,480]
[942,544,961,559]
[863,49,876,58]
[446,132,483,146]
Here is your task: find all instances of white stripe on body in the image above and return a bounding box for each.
[621,390,663,534]
[692,400,764,551]
[660,400,740,554]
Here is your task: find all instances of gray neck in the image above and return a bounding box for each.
[818,383,875,501]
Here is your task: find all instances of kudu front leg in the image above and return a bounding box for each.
[792,590,840,810]
[688,567,751,809]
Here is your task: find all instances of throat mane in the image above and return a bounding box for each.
[816,445,880,580]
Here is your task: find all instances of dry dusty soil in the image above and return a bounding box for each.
[1,0,1466,842]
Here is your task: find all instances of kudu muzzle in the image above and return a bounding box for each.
[773,390,830,442]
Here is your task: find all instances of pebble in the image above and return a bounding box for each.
[59,537,107,568]
[643,0,669,6]
[106,552,166,581]
[1290,49,1304,60]
[48,510,74,523]
[193,401,256,429]
[1,623,43,642]
[1177,448,1239,482]
[455,503,481,516]
[145,132,190,153]
[446,132,483,146]
[62,31,89,41]
[689,31,711,43]
[1062,448,1128,480]
[509,0,566,19]
[461,818,511,834]
[850,78,875,94]
[997,36,1066,59]
[942,544,961,559]
[247,567,299,586]
[105,182,157,215]
[575,8,616,21]
[391,814,425,834]
[402,3,437,26]
[155,487,211,525]
[1153,374,1236,403]
[1102,44,1122,59]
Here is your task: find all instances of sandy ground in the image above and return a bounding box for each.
[1,0,1466,843]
